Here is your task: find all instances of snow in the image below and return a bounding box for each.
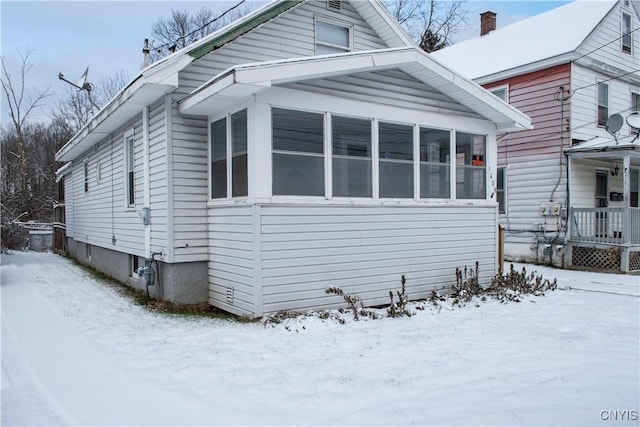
[2,251,639,426]
[431,1,616,80]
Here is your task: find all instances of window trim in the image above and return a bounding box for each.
[124,129,136,208]
[331,114,373,198]
[314,17,353,54]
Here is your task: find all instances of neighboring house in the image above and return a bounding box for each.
[55,0,531,317]
[433,0,640,273]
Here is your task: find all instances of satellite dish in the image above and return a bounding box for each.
[605,114,624,135]
[626,112,640,131]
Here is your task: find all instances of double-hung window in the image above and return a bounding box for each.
[456,132,486,199]
[332,116,372,197]
[420,128,450,198]
[379,122,413,198]
[124,131,135,206]
[211,109,248,199]
[315,19,351,55]
[597,82,609,127]
[272,108,325,196]
[622,12,632,54]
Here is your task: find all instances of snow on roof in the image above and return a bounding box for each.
[431,0,616,80]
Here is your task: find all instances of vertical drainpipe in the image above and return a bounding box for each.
[143,105,151,259]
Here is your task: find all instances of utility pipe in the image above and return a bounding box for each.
[142,105,151,259]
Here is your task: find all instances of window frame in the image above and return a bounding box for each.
[455,131,487,200]
[622,11,633,55]
[632,91,640,135]
[497,166,507,214]
[314,17,353,55]
[83,160,89,193]
[419,126,451,199]
[209,108,249,201]
[489,85,509,103]
[597,81,609,128]
[331,114,373,198]
[124,129,136,208]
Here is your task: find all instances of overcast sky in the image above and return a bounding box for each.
[1,0,571,125]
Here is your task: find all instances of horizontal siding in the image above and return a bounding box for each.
[208,206,255,316]
[179,0,389,91]
[258,204,497,314]
[65,173,74,237]
[148,100,168,252]
[171,95,209,262]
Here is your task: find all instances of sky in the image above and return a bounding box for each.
[0,0,572,125]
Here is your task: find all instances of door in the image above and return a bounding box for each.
[595,169,609,237]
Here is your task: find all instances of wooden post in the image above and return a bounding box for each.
[498,224,504,274]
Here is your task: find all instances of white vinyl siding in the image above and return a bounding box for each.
[208,203,498,316]
[179,1,388,92]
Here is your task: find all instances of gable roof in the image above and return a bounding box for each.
[180,47,532,132]
[431,0,617,82]
[56,0,414,162]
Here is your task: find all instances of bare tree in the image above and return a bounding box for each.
[1,49,52,199]
[149,2,250,63]
[385,0,468,52]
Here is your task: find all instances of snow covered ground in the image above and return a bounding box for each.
[2,251,638,426]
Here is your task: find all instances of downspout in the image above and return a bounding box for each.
[142,105,151,259]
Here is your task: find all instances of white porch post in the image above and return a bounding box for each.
[623,155,631,244]
[567,154,573,241]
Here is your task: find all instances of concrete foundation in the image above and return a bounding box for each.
[66,237,208,304]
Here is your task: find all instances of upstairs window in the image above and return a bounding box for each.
[124,130,135,206]
[490,85,509,103]
[597,82,609,127]
[315,19,351,55]
[379,122,413,198]
[622,12,632,54]
[456,132,486,199]
[632,92,640,135]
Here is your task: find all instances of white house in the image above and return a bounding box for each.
[433,0,640,273]
[56,0,531,317]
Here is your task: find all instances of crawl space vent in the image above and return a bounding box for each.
[327,0,341,11]
[226,286,235,304]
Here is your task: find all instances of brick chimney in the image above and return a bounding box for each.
[480,11,496,36]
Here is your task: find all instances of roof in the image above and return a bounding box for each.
[56,0,414,163]
[180,47,532,132]
[431,0,616,82]
[565,133,640,159]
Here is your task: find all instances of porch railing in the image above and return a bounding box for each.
[570,207,640,244]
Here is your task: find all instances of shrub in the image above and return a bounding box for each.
[387,275,412,317]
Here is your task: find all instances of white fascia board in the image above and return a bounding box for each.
[355,1,416,47]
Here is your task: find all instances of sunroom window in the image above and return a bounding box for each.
[332,116,372,198]
[420,128,450,199]
[272,108,325,196]
[210,109,248,199]
[315,19,351,55]
[379,122,413,198]
[456,132,486,199]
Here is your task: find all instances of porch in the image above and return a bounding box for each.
[567,207,640,273]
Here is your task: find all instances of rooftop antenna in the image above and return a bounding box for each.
[58,66,99,111]
[605,113,623,144]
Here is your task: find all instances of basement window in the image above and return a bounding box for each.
[315,19,351,55]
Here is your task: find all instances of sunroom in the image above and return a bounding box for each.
[180,47,532,316]
[565,134,640,273]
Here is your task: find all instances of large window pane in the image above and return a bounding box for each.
[333,116,371,197]
[272,108,324,196]
[211,118,227,199]
[273,153,324,196]
[231,109,247,197]
[316,20,350,52]
[420,128,450,198]
[456,132,486,199]
[379,122,413,198]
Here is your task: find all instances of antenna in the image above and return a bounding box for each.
[58,66,99,111]
[605,113,624,144]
